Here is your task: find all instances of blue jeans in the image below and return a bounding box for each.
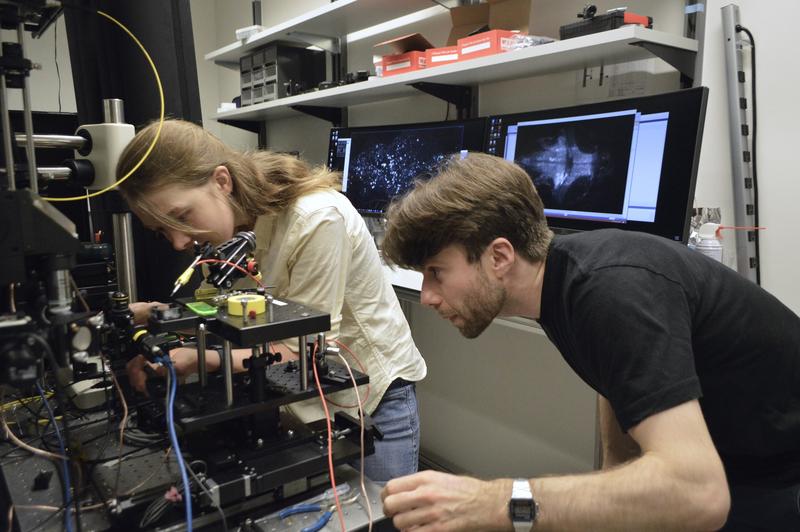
[352,381,420,483]
[722,482,800,531]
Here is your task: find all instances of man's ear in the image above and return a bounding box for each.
[211,165,233,195]
[484,237,515,278]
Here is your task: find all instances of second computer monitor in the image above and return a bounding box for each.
[486,87,708,242]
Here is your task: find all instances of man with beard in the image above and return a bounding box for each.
[378,152,800,531]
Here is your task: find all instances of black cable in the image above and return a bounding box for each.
[736,24,760,285]
[187,460,228,532]
[27,334,82,532]
[54,15,62,112]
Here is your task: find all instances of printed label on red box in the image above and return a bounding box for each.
[461,40,492,55]
[500,36,515,50]
[458,30,520,59]
[386,60,412,72]
[382,52,426,76]
[431,52,459,63]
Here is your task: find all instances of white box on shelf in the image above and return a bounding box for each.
[235,25,265,41]
[217,102,237,114]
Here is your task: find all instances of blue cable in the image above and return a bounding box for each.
[35,382,74,532]
[163,358,193,532]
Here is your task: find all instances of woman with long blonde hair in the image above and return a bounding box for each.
[120,119,426,481]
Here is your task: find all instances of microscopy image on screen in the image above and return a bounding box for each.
[346,126,464,212]
[513,114,635,215]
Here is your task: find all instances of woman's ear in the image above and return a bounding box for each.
[212,165,233,195]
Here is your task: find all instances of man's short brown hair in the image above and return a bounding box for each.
[382,152,554,269]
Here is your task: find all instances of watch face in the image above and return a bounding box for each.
[510,499,536,520]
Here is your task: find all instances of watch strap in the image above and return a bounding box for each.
[510,478,537,531]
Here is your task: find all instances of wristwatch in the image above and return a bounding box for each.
[509,478,538,531]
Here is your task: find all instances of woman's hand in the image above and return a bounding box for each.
[129,301,169,325]
[126,347,221,393]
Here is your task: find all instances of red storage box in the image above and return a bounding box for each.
[382,51,426,76]
[425,46,460,67]
[375,33,431,77]
[457,29,520,60]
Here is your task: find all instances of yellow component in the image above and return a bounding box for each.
[194,287,218,302]
[1,394,49,413]
[132,329,149,342]
[176,266,195,286]
[227,294,267,316]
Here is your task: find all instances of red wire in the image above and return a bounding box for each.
[312,343,346,532]
[195,259,265,288]
[324,340,371,408]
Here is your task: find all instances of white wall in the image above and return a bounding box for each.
[190,0,258,148]
[695,1,799,311]
[192,0,800,476]
[3,17,76,113]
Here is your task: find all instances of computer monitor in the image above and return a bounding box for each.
[328,118,487,215]
[485,87,708,242]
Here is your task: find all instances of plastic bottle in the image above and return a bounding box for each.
[695,222,723,263]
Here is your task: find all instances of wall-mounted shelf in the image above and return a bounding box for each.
[213,25,698,123]
[205,0,439,68]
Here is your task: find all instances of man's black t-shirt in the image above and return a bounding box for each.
[537,229,800,485]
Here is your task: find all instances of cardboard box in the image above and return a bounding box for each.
[382,51,426,76]
[458,29,520,60]
[447,0,531,46]
[374,33,432,77]
[425,45,459,67]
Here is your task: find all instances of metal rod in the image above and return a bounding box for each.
[299,335,308,390]
[0,55,15,190]
[86,190,94,242]
[14,133,87,150]
[197,322,208,388]
[317,332,326,357]
[49,269,71,314]
[18,22,38,194]
[222,339,234,406]
[112,213,138,302]
[1,166,72,180]
[103,98,125,124]
[40,166,72,180]
[217,239,249,286]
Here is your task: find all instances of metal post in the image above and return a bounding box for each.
[112,212,138,301]
[0,48,15,190]
[197,322,208,388]
[103,98,125,124]
[48,269,72,314]
[317,332,326,357]
[36,166,73,180]
[17,22,38,193]
[222,339,234,406]
[298,335,308,390]
[14,134,87,149]
[722,4,759,283]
